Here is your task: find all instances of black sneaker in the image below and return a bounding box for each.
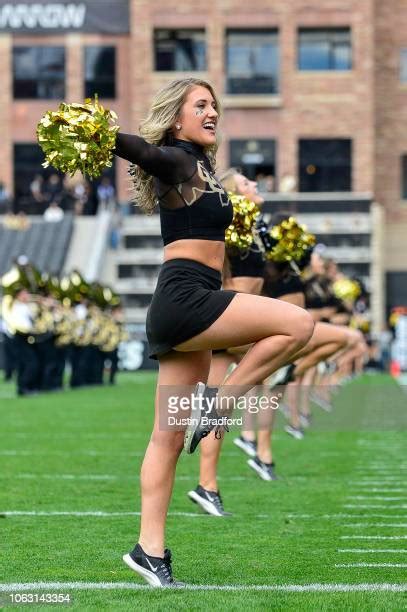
[268,363,296,390]
[188,485,232,517]
[233,435,257,458]
[247,456,278,481]
[123,543,185,587]
[184,383,228,454]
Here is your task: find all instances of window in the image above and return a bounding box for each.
[84,46,116,98]
[226,30,279,94]
[154,29,206,71]
[299,139,352,191]
[401,155,407,198]
[400,49,407,83]
[13,46,65,99]
[298,28,352,71]
[229,139,276,187]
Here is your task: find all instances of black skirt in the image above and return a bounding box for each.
[146,259,236,359]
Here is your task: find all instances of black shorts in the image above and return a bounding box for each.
[146,259,236,359]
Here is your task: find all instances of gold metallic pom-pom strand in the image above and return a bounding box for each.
[225,193,261,251]
[36,96,120,178]
[265,216,316,262]
[333,278,361,302]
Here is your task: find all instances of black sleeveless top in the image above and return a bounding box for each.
[115,135,233,245]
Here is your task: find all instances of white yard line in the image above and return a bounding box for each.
[0,511,206,518]
[0,582,406,593]
[350,489,407,493]
[338,549,407,554]
[352,479,407,482]
[347,497,407,501]
[289,514,407,519]
[0,450,146,457]
[14,474,119,481]
[343,523,407,528]
[335,563,407,568]
[340,536,407,540]
[4,473,249,482]
[0,450,242,457]
[344,505,407,509]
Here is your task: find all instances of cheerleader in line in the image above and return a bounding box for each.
[234,219,359,458]
[187,168,267,515]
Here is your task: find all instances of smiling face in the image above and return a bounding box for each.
[234,173,264,205]
[175,85,219,147]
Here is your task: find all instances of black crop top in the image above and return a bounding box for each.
[115,134,233,245]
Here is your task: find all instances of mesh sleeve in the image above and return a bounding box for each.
[114,133,195,185]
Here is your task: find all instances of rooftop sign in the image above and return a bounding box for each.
[0,1,129,34]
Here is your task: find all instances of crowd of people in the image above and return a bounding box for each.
[1,258,125,396]
[0,172,116,218]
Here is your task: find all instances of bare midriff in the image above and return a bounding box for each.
[164,239,226,272]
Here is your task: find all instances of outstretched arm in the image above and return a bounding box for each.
[115,133,194,184]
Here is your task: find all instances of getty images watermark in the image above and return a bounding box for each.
[158,385,282,431]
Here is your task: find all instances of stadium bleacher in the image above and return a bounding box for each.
[0,215,73,277]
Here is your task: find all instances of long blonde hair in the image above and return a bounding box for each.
[218,168,239,193]
[130,78,221,214]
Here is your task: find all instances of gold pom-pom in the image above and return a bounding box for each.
[333,278,361,302]
[265,217,316,262]
[37,96,120,178]
[225,194,260,251]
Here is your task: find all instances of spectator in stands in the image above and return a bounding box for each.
[97,177,116,212]
[43,173,62,206]
[43,200,64,223]
[255,173,275,193]
[264,174,275,192]
[81,181,98,215]
[0,181,11,213]
[29,174,45,206]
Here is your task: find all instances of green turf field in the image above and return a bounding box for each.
[1,372,406,610]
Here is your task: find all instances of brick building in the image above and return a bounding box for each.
[0,0,407,320]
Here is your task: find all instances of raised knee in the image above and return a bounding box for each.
[346,329,360,349]
[295,312,315,348]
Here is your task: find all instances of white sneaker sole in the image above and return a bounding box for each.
[188,490,223,516]
[310,393,332,412]
[183,382,206,454]
[247,459,273,481]
[122,553,162,587]
[284,426,304,440]
[268,365,290,390]
[233,437,257,458]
